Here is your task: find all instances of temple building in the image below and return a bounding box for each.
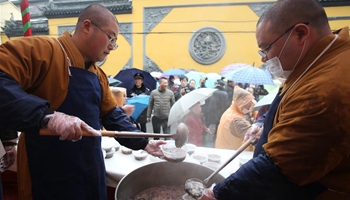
[1,0,349,76]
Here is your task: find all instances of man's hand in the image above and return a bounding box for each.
[144,140,166,157]
[0,144,16,172]
[198,188,217,200]
[243,124,263,145]
[46,111,100,141]
[122,105,135,117]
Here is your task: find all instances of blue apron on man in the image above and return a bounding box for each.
[25,67,106,200]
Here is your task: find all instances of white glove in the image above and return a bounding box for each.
[144,140,166,157]
[198,188,217,200]
[0,144,16,172]
[243,124,263,145]
[47,111,101,141]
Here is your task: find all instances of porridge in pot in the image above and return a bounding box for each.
[131,185,185,200]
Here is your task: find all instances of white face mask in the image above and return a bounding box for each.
[242,108,250,114]
[266,57,294,79]
[266,29,306,79]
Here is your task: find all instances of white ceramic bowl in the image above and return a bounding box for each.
[114,141,121,151]
[191,153,207,165]
[105,148,115,159]
[101,137,115,152]
[121,146,132,155]
[207,153,221,163]
[203,161,220,171]
[160,142,187,163]
[132,150,148,161]
[185,143,197,155]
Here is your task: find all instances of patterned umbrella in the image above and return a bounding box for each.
[225,66,274,85]
[219,63,250,76]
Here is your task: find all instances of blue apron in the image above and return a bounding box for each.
[252,87,326,196]
[253,87,283,157]
[25,67,106,200]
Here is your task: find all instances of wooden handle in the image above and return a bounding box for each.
[204,138,253,185]
[39,129,115,137]
[40,129,176,138]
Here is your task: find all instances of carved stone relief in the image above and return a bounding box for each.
[249,3,273,17]
[58,25,75,35]
[119,22,132,45]
[143,7,172,71]
[144,7,172,33]
[143,56,162,73]
[189,26,226,65]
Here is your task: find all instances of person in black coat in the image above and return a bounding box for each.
[201,79,229,147]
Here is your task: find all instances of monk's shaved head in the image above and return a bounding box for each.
[258,0,329,35]
[76,4,118,29]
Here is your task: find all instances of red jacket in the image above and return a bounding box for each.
[184,112,204,146]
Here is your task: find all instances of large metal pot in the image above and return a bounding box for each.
[115,161,225,199]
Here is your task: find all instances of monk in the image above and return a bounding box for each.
[199,0,350,199]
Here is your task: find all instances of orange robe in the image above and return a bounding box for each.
[264,27,350,197]
[0,32,116,199]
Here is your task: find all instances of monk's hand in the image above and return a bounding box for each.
[243,124,263,145]
[198,188,217,200]
[0,141,17,172]
[144,140,166,157]
[46,111,100,141]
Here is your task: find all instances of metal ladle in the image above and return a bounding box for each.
[40,122,189,148]
[185,138,253,199]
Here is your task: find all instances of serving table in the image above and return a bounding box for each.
[103,139,253,188]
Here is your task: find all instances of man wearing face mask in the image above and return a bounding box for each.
[215,88,254,151]
[198,0,350,199]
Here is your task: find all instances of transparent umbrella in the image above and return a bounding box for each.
[168,88,217,126]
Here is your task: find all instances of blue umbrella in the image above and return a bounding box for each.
[126,95,150,120]
[114,68,157,91]
[162,68,186,76]
[185,71,205,88]
[205,72,222,88]
[225,66,274,85]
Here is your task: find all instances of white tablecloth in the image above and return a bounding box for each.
[103,138,253,188]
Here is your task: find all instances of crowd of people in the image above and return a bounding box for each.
[0,0,348,199]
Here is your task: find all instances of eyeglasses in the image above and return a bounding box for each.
[90,21,118,50]
[258,22,309,58]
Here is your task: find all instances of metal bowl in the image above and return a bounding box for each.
[115,162,225,199]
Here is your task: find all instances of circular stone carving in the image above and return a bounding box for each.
[189,27,226,65]
[96,57,107,67]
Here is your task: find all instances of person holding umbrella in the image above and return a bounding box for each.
[198,0,350,199]
[127,72,151,132]
[183,102,210,146]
